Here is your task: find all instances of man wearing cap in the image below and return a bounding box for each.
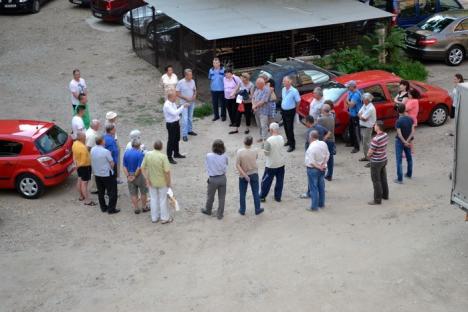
[105,111,122,182]
[345,80,363,154]
[103,123,119,199]
[281,76,301,153]
[123,139,149,214]
[358,93,377,166]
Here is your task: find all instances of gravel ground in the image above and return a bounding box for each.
[1,2,468,312]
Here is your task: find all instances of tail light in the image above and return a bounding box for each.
[105,0,112,10]
[419,38,437,46]
[37,156,57,167]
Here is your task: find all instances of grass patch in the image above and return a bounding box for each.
[158,97,165,105]
[194,103,213,119]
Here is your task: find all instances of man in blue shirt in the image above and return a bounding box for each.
[208,57,225,121]
[281,76,301,152]
[345,80,363,153]
[104,123,119,183]
[394,103,414,184]
[123,139,149,214]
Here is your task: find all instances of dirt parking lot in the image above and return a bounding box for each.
[1,2,468,311]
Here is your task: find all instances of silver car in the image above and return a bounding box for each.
[123,4,164,36]
[405,10,468,66]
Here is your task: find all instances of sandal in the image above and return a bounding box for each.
[244,129,250,134]
[84,201,97,206]
[228,130,239,134]
[142,207,150,213]
[79,196,84,201]
[134,209,141,214]
[161,217,174,224]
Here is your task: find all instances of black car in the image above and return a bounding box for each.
[0,0,48,13]
[249,59,340,101]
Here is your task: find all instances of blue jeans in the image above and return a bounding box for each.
[325,141,335,178]
[239,173,261,214]
[307,167,325,210]
[182,102,194,137]
[211,91,225,119]
[395,139,413,182]
[260,166,285,201]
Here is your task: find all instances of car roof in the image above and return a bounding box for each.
[335,70,400,86]
[258,60,324,74]
[0,120,54,140]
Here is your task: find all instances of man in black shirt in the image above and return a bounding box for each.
[394,104,414,184]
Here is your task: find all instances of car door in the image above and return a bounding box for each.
[453,18,468,52]
[0,140,22,188]
[363,84,397,127]
[295,69,331,95]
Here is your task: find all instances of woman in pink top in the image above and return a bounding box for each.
[406,88,420,126]
[223,68,241,126]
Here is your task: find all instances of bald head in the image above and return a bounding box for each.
[255,78,265,89]
[76,131,86,143]
[90,119,100,131]
[167,89,177,102]
[309,130,319,142]
[283,76,292,88]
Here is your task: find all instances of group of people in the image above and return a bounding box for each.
[68,62,464,223]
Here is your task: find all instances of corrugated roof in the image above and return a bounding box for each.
[145,0,393,40]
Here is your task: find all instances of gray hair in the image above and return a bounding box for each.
[313,87,323,97]
[131,139,141,148]
[362,92,374,103]
[269,122,279,131]
[90,119,100,130]
[309,130,319,141]
[105,122,115,133]
[184,68,192,76]
[95,135,104,146]
[283,76,292,83]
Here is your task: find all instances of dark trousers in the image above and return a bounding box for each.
[95,173,117,212]
[325,141,335,178]
[260,166,285,201]
[235,103,252,127]
[282,108,296,148]
[395,139,413,182]
[370,160,389,203]
[166,120,180,158]
[225,98,237,124]
[211,91,225,119]
[349,116,361,150]
[239,173,261,214]
[205,175,227,218]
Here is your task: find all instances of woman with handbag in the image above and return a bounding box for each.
[229,72,254,135]
[223,68,241,126]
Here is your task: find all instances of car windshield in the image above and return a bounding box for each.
[320,81,347,103]
[418,15,456,33]
[35,125,68,154]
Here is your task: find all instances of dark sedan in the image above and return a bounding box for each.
[0,0,47,13]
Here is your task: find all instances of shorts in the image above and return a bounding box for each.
[77,166,92,182]
[127,174,148,196]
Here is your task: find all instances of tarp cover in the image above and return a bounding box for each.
[145,0,393,40]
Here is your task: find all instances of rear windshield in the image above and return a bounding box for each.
[35,125,68,154]
[418,15,456,33]
[321,81,347,103]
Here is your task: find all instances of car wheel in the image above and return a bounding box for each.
[31,0,40,13]
[16,173,43,199]
[445,45,464,66]
[429,105,448,127]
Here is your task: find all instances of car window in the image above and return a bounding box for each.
[419,0,437,15]
[418,14,456,32]
[455,18,468,31]
[399,0,417,17]
[363,85,387,103]
[297,70,330,85]
[321,81,347,103]
[0,140,23,157]
[387,83,400,99]
[439,0,462,11]
[35,126,68,154]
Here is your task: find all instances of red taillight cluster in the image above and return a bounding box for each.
[105,0,112,10]
[419,38,438,46]
[37,156,57,167]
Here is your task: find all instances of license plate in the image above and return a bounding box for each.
[4,4,16,7]
[94,12,102,17]
[406,37,417,45]
[67,163,76,173]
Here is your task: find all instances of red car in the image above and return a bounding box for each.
[0,120,75,199]
[297,70,453,139]
[91,0,146,23]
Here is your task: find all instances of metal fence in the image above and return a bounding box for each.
[129,4,158,67]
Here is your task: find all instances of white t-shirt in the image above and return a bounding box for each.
[69,78,87,106]
[358,103,377,128]
[264,135,285,169]
[160,73,178,94]
[71,116,85,140]
[309,97,325,121]
[85,128,98,148]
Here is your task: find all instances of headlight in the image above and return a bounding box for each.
[19,0,29,3]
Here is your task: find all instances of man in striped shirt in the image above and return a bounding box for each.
[367,120,389,205]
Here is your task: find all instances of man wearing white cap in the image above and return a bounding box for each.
[345,80,363,154]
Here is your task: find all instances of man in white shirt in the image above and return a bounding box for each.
[358,93,377,164]
[85,119,100,150]
[305,130,330,211]
[163,89,189,164]
[71,105,86,140]
[69,69,87,112]
[260,122,286,203]
[309,87,325,121]
[160,65,178,97]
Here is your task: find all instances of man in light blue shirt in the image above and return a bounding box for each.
[281,76,301,152]
[208,58,225,121]
[345,80,363,153]
[176,68,198,142]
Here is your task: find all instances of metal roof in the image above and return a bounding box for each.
[145,0,393,40]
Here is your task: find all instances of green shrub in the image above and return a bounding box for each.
[193,102,213,118]
[392,60,428,81]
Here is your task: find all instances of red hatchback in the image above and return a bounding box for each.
[297,70,453,138]
[0,120,75,199]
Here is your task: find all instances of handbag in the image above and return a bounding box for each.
[238,101,245,113]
